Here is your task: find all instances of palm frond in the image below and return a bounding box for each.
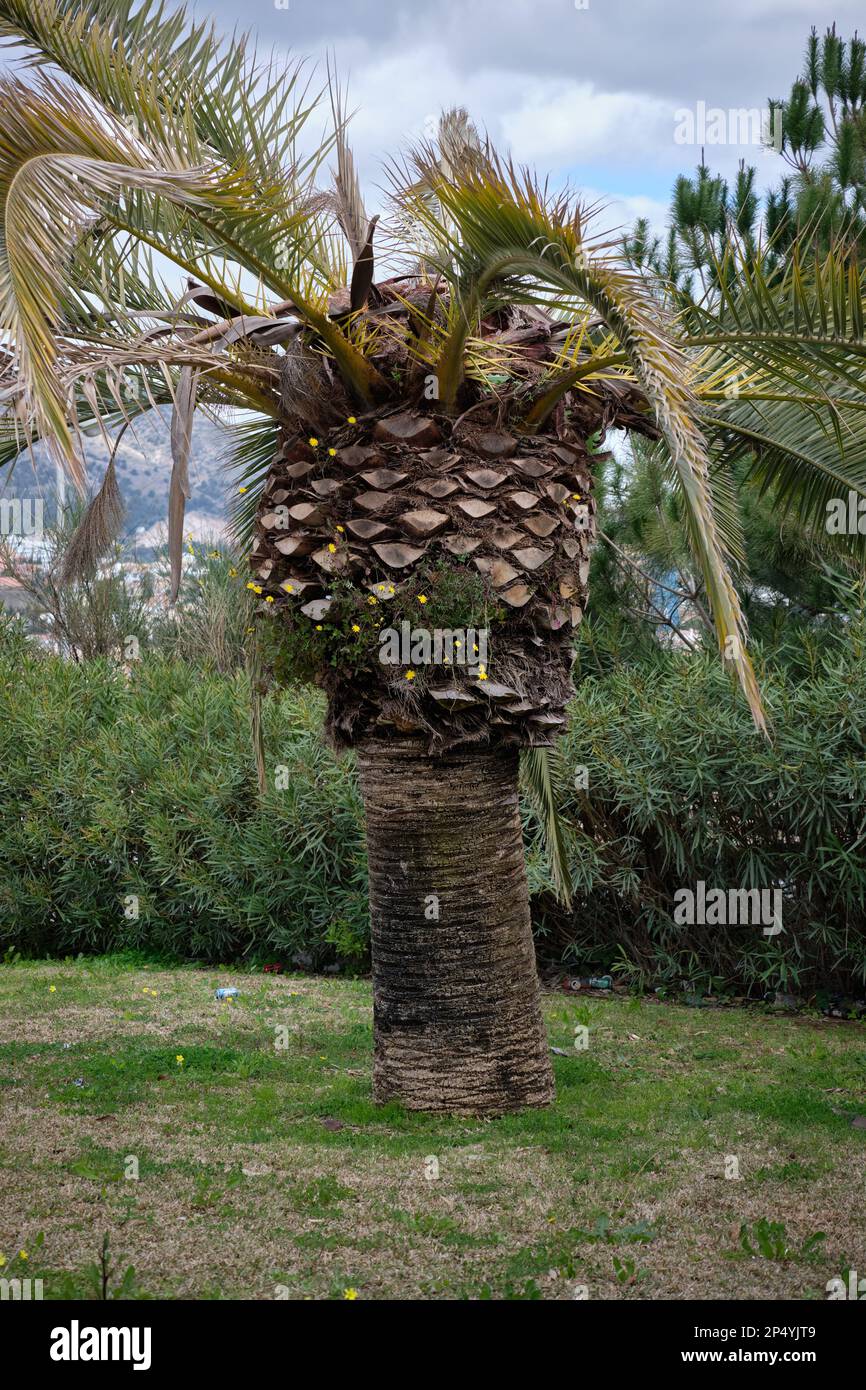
[0,0,322,187]
[168,365,198,602]
[0,70,227,473]
[685,241,866,555]
[59,425,127,582]
[227,415,282,550]
[0,0,385,405]
[327,63,368,263]
[520,745,573,909]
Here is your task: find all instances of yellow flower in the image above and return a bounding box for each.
[351,624,361,633]
[246,582,262,593]
[245,626,255,635]
[228,567,237,578]
[284,584,295,593]
[473,644,478,653]
[343,1287,359,1300]
[347,416,357,424]
[405,670,416,680]
[265,595,275,604]
[367,596,377,605]
[417,594,428,604]
[572,493,582,500]
[176,1055,184,1066]
[328,543,337,554]
[238,486,248,494]
[18,1250,27,1261]
[328,448,337,457]
[336,525,344,532]
[309,436,319,447]
[315,624,323,631]
[478,666,488,681]
[0,1255,5,1267]
[49,985,56,993]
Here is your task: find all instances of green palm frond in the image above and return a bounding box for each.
[627,438,750,579]
[0,0,320,186]
[684,241,866,555]
[0,0,385,406]
[0,70,231,471]
[228,416,282,550]
[700,397,866,560]
[519,745,573,909]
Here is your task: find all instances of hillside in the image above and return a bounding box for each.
[2,409,246,549]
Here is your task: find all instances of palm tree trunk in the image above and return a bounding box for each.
[356,736,554,1115]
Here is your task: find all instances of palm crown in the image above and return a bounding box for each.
[4,0,866,747]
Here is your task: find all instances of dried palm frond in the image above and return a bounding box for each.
[327,62,369,264]
[437,107,484,180]
[168,365,198,603]
[279,337,348,429]
[59,428,127,584]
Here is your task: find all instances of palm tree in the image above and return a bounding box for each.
[3,0,866,1114]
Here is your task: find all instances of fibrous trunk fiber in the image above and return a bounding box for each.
[357,736,554,1115]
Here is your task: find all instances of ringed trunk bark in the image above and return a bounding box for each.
[356,737,554,1115]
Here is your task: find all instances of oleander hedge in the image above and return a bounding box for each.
[2,615,864,996]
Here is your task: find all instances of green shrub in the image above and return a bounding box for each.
[149,542,255,673]
[0,620,368,964]
[2,610,864,995]
[530,617,866,997]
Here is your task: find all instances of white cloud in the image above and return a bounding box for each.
[581,191,672,243]
[500,81,672,169]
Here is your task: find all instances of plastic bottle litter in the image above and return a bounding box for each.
[568,975,613,992]
[215,987,239,1001]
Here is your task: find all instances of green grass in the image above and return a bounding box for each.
[1,955,865,1300]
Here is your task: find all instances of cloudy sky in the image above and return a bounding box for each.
[176,0,863,238]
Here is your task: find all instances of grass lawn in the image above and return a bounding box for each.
[1,955,864,1301]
